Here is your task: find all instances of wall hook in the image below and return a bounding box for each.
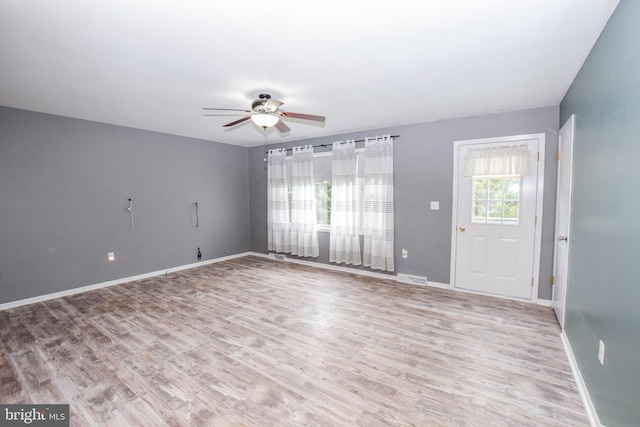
[126,198,134,230]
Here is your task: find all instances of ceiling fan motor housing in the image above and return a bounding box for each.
[252,94,277,113]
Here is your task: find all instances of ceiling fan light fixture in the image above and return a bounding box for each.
[204,93,324,133]
[251,113,279,128]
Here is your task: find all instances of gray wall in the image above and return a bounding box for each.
[0,106,250,304]
[249,106,559,299]
[560,0,639,425]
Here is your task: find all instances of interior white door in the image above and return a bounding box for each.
[453,138,540,300]
[553,115,575,328]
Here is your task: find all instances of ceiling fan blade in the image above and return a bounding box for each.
[203,114,248,116]
[223,116,251,127]
[281,112,326,122]
[203,107,251,112]
[275,120,291,133]
[265,99,283,111]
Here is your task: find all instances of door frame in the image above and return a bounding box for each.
[552,115,575,327]
[450,133,546,301]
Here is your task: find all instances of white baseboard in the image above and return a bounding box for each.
[425,280,451,290]
[0,252,253,311]
[251,252,397,282]
[254,252,454,291]
[536,298,553,307]
[561,330,603,427]
[447,284,550,306]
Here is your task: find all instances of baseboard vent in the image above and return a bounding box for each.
[397,273,428,286]
[268,253,287,261]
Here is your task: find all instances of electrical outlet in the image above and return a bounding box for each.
[402,249,408,258]
[107,252,115,262]
[598,340,605,365]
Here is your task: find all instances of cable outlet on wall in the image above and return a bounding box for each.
[402,249,408,258]
[107,252,115,262]
[598,340,605,365]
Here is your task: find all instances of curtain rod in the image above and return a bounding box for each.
[265,135,399,153]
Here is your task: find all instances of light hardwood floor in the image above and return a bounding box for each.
[1,256,588,426]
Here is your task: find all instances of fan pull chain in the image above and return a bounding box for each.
[264,132,269,162]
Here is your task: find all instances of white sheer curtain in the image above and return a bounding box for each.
[362,135,394,271]
[464,144,531,176]
[267,149,290,253]
[329,140,362,265]
[290,145,319,257]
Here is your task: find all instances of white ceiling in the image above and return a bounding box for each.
[0,0,619,147]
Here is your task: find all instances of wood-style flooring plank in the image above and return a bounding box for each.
[0,256,588,426]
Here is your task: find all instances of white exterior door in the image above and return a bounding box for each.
[451,135,544,300]
[553,116,575,327]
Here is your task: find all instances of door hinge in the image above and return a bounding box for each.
[551,275,555,285]
[538,152,540,161]
[557,151,561,160]
[532,278,534,287]
[535,215,537,225]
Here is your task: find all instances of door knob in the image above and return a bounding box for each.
[459,226,466,232]
[558,235,568,241]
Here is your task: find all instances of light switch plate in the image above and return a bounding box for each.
[430,201,440,210]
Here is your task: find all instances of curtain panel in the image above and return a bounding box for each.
[464,144,531,176]
[290,145,319,258]
[267,149,290,253]
[329,140,362,265]
[362,135,394,271]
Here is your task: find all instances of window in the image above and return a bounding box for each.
[286,152,332,230]
[472,176,521,224]
[313,153,332,228]
[315,181,331,226]
[285,150,363,232]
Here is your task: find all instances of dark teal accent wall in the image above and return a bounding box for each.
[560,1,639,425]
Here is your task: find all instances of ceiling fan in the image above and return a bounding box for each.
[203,93,325,133]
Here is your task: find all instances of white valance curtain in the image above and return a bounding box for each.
[464,144,531,176]
[329,140,362,265]
[267,149,290,253]
[362,135,394,271]
[290,145,319,258]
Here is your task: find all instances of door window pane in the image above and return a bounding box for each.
[504,202,519,223]
[489,179,504,200]
[504,178,520,200]
[488,201,504,223]
[471,176,521,225]
[473,201,487,222]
